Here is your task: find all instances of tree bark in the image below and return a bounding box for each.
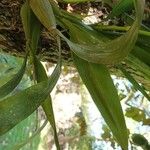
[0,0,150,92]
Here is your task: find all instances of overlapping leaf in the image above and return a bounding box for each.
[0,1,61,137]
[0,60,61,135]
[0,55,27,99]
[21,2,60,149]
[57,0,144,65]
[63,6,129,149]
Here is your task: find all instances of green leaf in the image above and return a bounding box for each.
[30,13,41,54]
[21,1,41,54]
[33,57,61,150]
[126,55,150,80]
[101,125,111,140]
[0,55,27,99]
[125,107,146,122]
[21,2,60,149]
[30,0,56,31]
[58,0,144,65]
[20,1,31,40]
[109,0,133,17]
[118,64,150,102]
[73,55,128,150]
[59,4,129,148]
[131,46,150,67]
[0,60,61,136]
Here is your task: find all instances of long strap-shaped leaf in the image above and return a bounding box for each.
[118,65,150,102]
[73,55,128,150]
[39,0,143,65]
[21,2,60,149]
[57,0,144,65]
[0,60,61,135]
[33,56,61,150]
[0,55,27,99]
[59,3,129,148]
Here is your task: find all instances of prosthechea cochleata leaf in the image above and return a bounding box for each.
[73,55,128,150]
[60,5,128,149]
[0,1,61,135]
[20,1,41,54]
[0,59,61,135]
[33,56,61,150]
[57,0,144,65]
[57,3,129,148]
[0,54,27,99]
[30,0,56,31]
[21,1,61,149]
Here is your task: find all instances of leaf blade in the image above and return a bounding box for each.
[58,0,144,65]
[30,0,56,31]
[0,55,27,99]
[73,55,128,150]
[34,57,61,149]
[0,60,61,135]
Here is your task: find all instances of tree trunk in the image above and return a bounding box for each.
[0,0,150,92]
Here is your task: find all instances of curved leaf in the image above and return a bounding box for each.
[57,0,144,65]
[61,5,129,148]
[30,0,56,31]
[21,2,60,149]
[0,60,61,135]
[0,55,27,99]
